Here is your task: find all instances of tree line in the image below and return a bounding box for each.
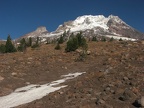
[0,33,123,54]
[0,35,38,53]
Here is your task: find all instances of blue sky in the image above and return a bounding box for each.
[0,0,144,40]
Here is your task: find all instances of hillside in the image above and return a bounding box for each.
[0,41,144,108]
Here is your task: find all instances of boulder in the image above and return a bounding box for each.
[140,96,144,107]
[86,50,91,55]
[0,76,4,81]
[119,89,136,101]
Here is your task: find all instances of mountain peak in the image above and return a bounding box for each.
[17,14,144,42]
[74,15,106,24]
[108,15,125,24]
[36,26,48,33]
[108,15,119,18]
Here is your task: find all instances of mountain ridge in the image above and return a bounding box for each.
[16,14,144,43]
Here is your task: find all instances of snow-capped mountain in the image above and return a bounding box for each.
[56,15,143,40]
[16,15,144,43]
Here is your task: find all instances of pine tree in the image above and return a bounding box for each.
[17,38,27,52]
[92,36,98,41]
[63,31,67,38]
[58,35,64,44]
[31,37,39,48]
[27,37,32,47]
[36,37,39,45]
[119,38,123,41]
[46,37,50,44]
[101,36,106,42]
[65,32,88,52]
[0,44,6,53]
[65,37,78,52]
[5,35,16,53]
[80,37,88,50]
[109,37,114,42]
[76,32,82,46]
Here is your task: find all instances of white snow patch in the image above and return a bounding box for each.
[48,32,63,37]
[0,72,86,108]
[69,15,109,32]
[105,35,137,41]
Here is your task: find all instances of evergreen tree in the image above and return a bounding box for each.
[80,37,88,50]
[17,38,27,52]
[63,31,67,37]
[101,36,106,42]
[0,44,6,53]
[36,37,39,45]
[31,37,39,48]
[119,38,123,41]
[76,32,83,46]
[65,37,78,52]
[5,35,16,53]
[58,35,64,44]
[109,37,114,42]
[27,37,32,47]
[46,37,50,44]
[92,36,98,41]
[65,32,88,52]
[69,33,74,39]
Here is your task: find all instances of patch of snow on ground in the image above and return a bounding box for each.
[0,72,86,108]
[105,35,137,41]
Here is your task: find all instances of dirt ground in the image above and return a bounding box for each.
[0,41,144,108]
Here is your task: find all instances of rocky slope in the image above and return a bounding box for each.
[0,41,144,108]
[15,26,49,43]
[16,15,144,43]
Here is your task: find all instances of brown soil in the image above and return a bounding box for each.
[0,41,144,108]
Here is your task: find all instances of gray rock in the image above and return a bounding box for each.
[108,84,114,87]
[25,82,30,85]
[27,57,33,60]
[110,90,115,94]
[140,96,144,107]
[133,96,144,107]
[12,72,18,77]
[119,89,136,101]
[104,104,114,108]
[0,70,4,73]
[104,87,111,92]
[86,50,91,55]
[123,77,129,81]
[96,98,105,105]
[0,76,4,81]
